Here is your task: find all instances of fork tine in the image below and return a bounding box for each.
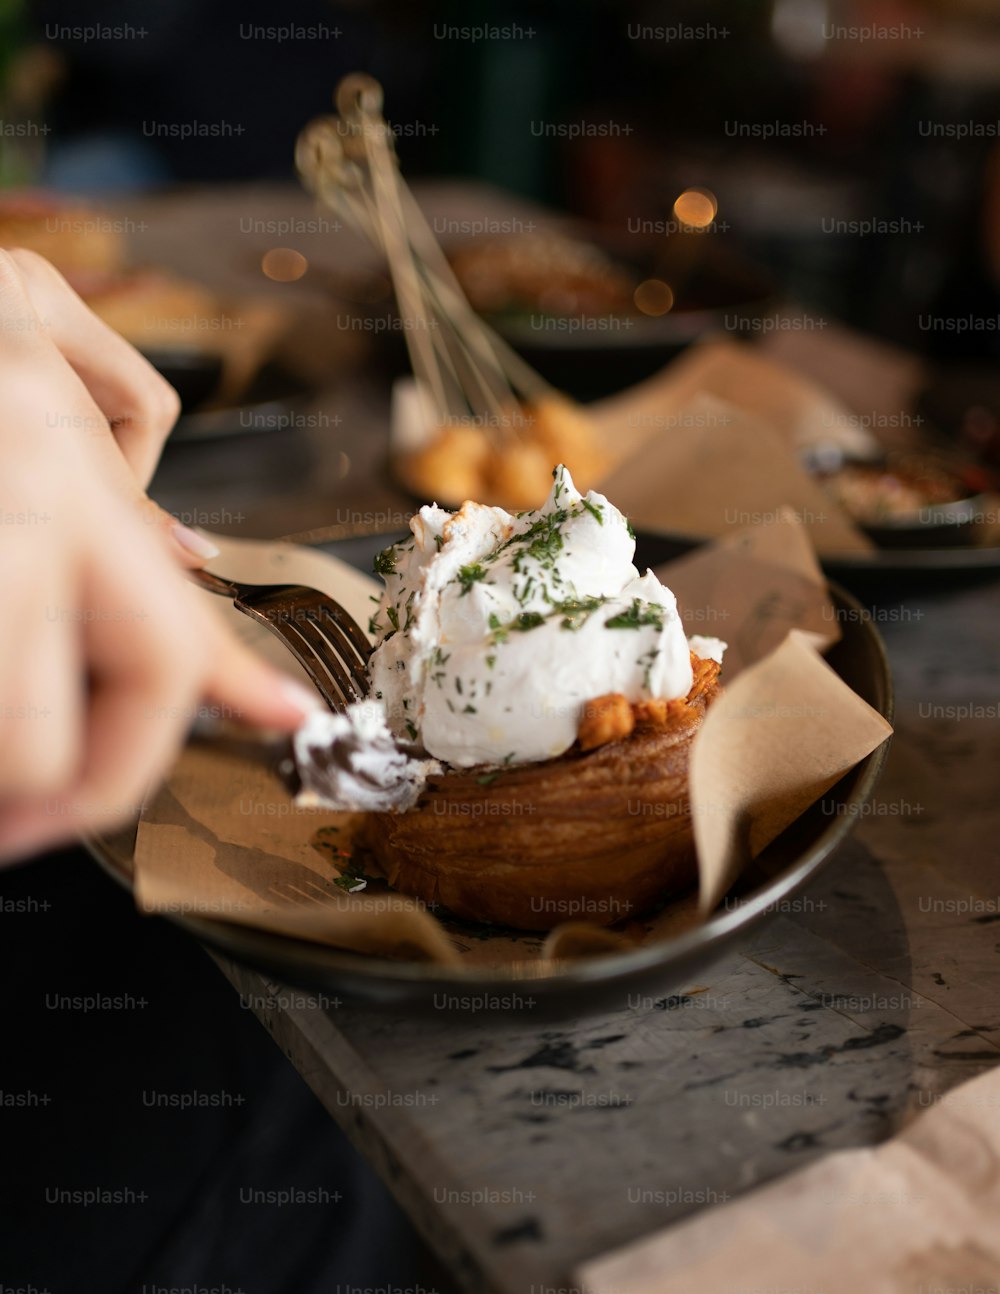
[239,588,372,701]
[281,613,365,702]
[284,602,371,698]
[189,571,374,712]
[311,596,373,663]
[241,609,350,711]
[315,609,373,697]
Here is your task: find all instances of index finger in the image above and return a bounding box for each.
[6,247,181,486]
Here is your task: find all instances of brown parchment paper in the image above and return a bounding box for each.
[577,1063,1000,1294]
[652,506,840,679]
[597,393,872,556]
[132,740,459,965]
[589,335,880,466]
[133,522,891,966]
[759,309,926,436]
[690,630,892,913]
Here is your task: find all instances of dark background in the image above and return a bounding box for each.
[6,0,1000,356]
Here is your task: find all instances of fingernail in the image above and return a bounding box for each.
[278,676,325,717]
[172,523,220,561]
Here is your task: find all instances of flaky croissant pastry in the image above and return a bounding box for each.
[362,659,720,931]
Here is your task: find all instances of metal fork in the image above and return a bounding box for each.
[190,570,372,712]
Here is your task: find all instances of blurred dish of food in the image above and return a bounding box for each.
[444,227,774,401]
[0,190,296,416]
[391,378,610,511]
[811,449,991,548]
[0,190,125,276]
[79,268,222,351]
[450,230,636,319]
[80,268,290,409]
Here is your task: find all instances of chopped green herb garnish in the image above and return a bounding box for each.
[604,599,666,631]
[510,611,544,632]
[374,546,397,578]
[639,646,661,690]
[554,594,606,631]
[332,856,380,893]
[476,772,499,786]
[456,563,487,595]
[581,498,604,526]
[490,508,568,570]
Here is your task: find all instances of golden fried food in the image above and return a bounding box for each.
[401,423,492,505]
[486,439,555,511]
[578,693,635,751]
[397,390,610,511]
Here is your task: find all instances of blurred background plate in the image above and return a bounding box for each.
[452,232,777,401]
[159,359,319,442]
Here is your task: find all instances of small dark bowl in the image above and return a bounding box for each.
[362,240,775,402]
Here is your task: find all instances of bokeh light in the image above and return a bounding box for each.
[261,247,308,281]
[673,189,718,229]
[633,279,674,316]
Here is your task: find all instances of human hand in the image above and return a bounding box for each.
[0,251,319,860]
[4,246,220,567]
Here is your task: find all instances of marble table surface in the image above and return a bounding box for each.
[212,573,1000,1293]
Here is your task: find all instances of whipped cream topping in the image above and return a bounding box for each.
[292,702,439,812]
[367,465,726,768]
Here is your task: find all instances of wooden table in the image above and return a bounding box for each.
[141,186,1000,1291]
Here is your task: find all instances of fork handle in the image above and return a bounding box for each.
[188,568,240,598]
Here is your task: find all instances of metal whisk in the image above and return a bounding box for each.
[295,72,553,438]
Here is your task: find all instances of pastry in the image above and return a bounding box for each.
[362,660,719,929]
[295,465,725,930]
